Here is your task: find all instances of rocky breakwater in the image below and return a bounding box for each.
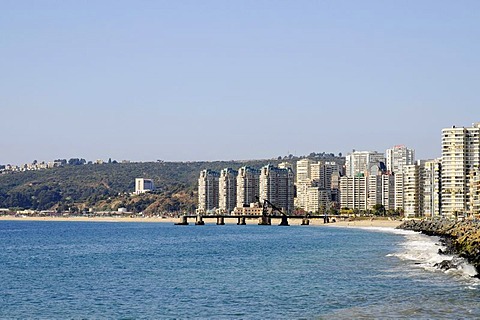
[398,219,480,276]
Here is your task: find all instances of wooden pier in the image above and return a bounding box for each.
[175,214,341,226]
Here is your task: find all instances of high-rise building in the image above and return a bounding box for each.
[386,145,415,174]
[236,166,260,209]
[259,164,295,214]
[135,178,154,195]
[394,173,405,211]
[403,164,420,218]
[422,159,442,217]
[441,123,480,217]
[345,151,386,177]
[218,168,238,214]
[296,159,313,183]
[340,176,368,210]
[367,174,395,210]
[295,160,341,212]
[305,187,331,214]
[295,159,314,210]
[197,169,220,213]
[311,161,341,189]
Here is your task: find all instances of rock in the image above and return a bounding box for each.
[398,219,480,275]
[434,259,458,271]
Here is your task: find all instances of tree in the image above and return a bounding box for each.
[372,204,385,216]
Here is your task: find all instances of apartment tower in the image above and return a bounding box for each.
[197,169,220,213]
[441,123,480,217]
[218,168,238,214]
[259,164,295,214]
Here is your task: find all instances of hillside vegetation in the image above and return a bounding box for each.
[0,160,281,214]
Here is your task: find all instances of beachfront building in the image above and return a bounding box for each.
[296,159,313,183]
[441,123,480,218]
[236,166,260,209]
[311,161,341,190]
[295,160,342,212]
[386,145,415,174]
[422,158,442,217]
[367,174,395,211]
[259,164,295,214]
[295,159,314,210]
[135,178,154,194]
[403,164,420,218]
[218,168,238,214]
[197,169,220,214]
[394,173,405,211]
[469,166,480,217]
[305,187,331,214]
[345,150,386,177]
[340,176,368,210]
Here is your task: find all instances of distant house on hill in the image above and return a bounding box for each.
[135,178,155,195]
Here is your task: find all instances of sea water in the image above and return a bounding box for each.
[0,221,478,319]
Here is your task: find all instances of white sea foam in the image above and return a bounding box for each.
[388,229,479,281]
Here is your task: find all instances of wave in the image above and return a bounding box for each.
[386,228,479,283]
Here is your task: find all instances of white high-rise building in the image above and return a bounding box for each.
[296,159,313,183]
[386,145,415,174]
[259,164,295,214]
[441,123,480,217]
[367,174,395,211]
[311,161,341,189]
[295,160,341,212]
[340,176,368,210]
[135,178,154,194]
[219,168,238,214]
[345,151,386,177]
[305,187,331,214]
[197,169,220,213]
[403,164,420,218]
[236,166,260,209]
[394,173,405,211]
[422,159,442,217]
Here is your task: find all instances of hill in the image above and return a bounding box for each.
[0,160,278,214]
[0,153,344,214]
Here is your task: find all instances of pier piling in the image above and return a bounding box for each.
[279,216,289,226]
[258,216,271,225]
[174,215,189,225]
[195,215,205,225]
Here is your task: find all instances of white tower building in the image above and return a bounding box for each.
[259,164,295,214]
[386,145,415,174]
[441,123,480,217]
[197,169,220,213]
[219,168,238,214]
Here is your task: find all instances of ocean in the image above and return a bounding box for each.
[0,221,478,319]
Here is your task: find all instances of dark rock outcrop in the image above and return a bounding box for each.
[398,219,480,275]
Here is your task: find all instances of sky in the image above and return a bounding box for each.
[1,1,480,165]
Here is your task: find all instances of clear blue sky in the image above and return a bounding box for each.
[1,1,479,165]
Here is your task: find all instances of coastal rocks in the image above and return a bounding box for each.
[398,219,480,276]
[433,258,463,271]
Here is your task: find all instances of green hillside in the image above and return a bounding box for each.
[0,160,279,214]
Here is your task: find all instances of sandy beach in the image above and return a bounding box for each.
[0,215,402,228]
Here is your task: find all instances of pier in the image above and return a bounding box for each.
[175,214,340,226]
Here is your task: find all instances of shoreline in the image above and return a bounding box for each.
[398,219,480,275]
[0,215,402,228]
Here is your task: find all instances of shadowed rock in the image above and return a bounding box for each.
[398,219,480,275]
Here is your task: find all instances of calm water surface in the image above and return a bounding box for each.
[0,221,478,319]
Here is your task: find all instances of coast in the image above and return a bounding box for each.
[398,219,480,275]
[0,215,401,228]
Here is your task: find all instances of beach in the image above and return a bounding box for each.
[0,215,402,228]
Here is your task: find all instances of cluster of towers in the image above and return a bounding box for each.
[197,163,294,215]
[198,122,480,219]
